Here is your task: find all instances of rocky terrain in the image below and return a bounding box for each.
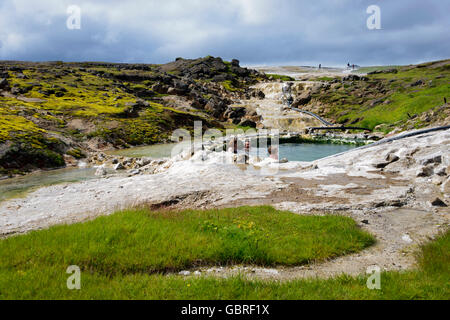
[1,127,448,279]
[1,58,449,177]
[256,60,450,133]
[0,56,266,177]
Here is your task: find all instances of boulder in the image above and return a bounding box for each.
[343,75,361,81]
[385,153,400,163]
[0,78,9,90]
[172,79,190,93]
[420,154,442,166]
[205,98,228,118]
[373,153,400,169]
[211,74,229,82]
[410,79,424,87]
[374,199,405,208]
[151,83,168,94]
[250,90,265,100]
[416,165,434,177]
[292,92,312,107]
[114,163,125,171]
[434,166,447,177]
[431,198,447,207]
[127,169,141,176]
[136,157,152,167]
[95,167,107,176]
[239,119,257,128]
[223,106,246,120]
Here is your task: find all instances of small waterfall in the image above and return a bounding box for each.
[236,81,323,132]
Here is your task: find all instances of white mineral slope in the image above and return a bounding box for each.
[0,128,449,254]
[0,152,286,236]
[185,128,450,280]
[0,128,449,279]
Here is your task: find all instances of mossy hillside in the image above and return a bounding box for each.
[267,74,296,82]
[309,60,450,132]
[0,63,219,174]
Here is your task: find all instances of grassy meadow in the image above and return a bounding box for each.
[0,206,448,300]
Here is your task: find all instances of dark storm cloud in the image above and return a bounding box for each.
[0,0,448,66]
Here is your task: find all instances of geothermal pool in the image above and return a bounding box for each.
[0,142,358,203]
[108,142,358,162]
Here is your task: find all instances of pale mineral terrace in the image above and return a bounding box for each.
[0,128,448,279]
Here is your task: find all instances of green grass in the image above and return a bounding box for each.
[355,66,400,74]
[0,207,447,300]
[0,206,378,299]
[314,61,450,132]
[267,74,295,81]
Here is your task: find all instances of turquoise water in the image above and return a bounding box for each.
[0,167,97,203]
[108,142,358,162]
[252,143,358,162]
[106,143,181,158]
[0,143,357,203]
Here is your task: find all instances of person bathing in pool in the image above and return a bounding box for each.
[268,146,279,160]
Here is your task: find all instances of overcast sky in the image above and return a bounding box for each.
[0,0,449,67]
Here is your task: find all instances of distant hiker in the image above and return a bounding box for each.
[319,64,322,69]
[352,64,355,70]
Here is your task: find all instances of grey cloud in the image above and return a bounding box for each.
[0,0,448,66]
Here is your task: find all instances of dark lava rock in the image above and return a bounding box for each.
[224,106,247,120]
[211,74,230,83]
[385,153,400,163]
[417,166,434,177]
[239,119,257,128]
[343,75,361,81]
[205,98,228,118]
[410,79,425,87]
[421,155,442,166]
[250,90,265,100]
[374,199,405,208]
[118,100,148,118]
[151,83,168,94]
[292,92,312,107]
[431,198,448,207]
[0,78,9,89]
